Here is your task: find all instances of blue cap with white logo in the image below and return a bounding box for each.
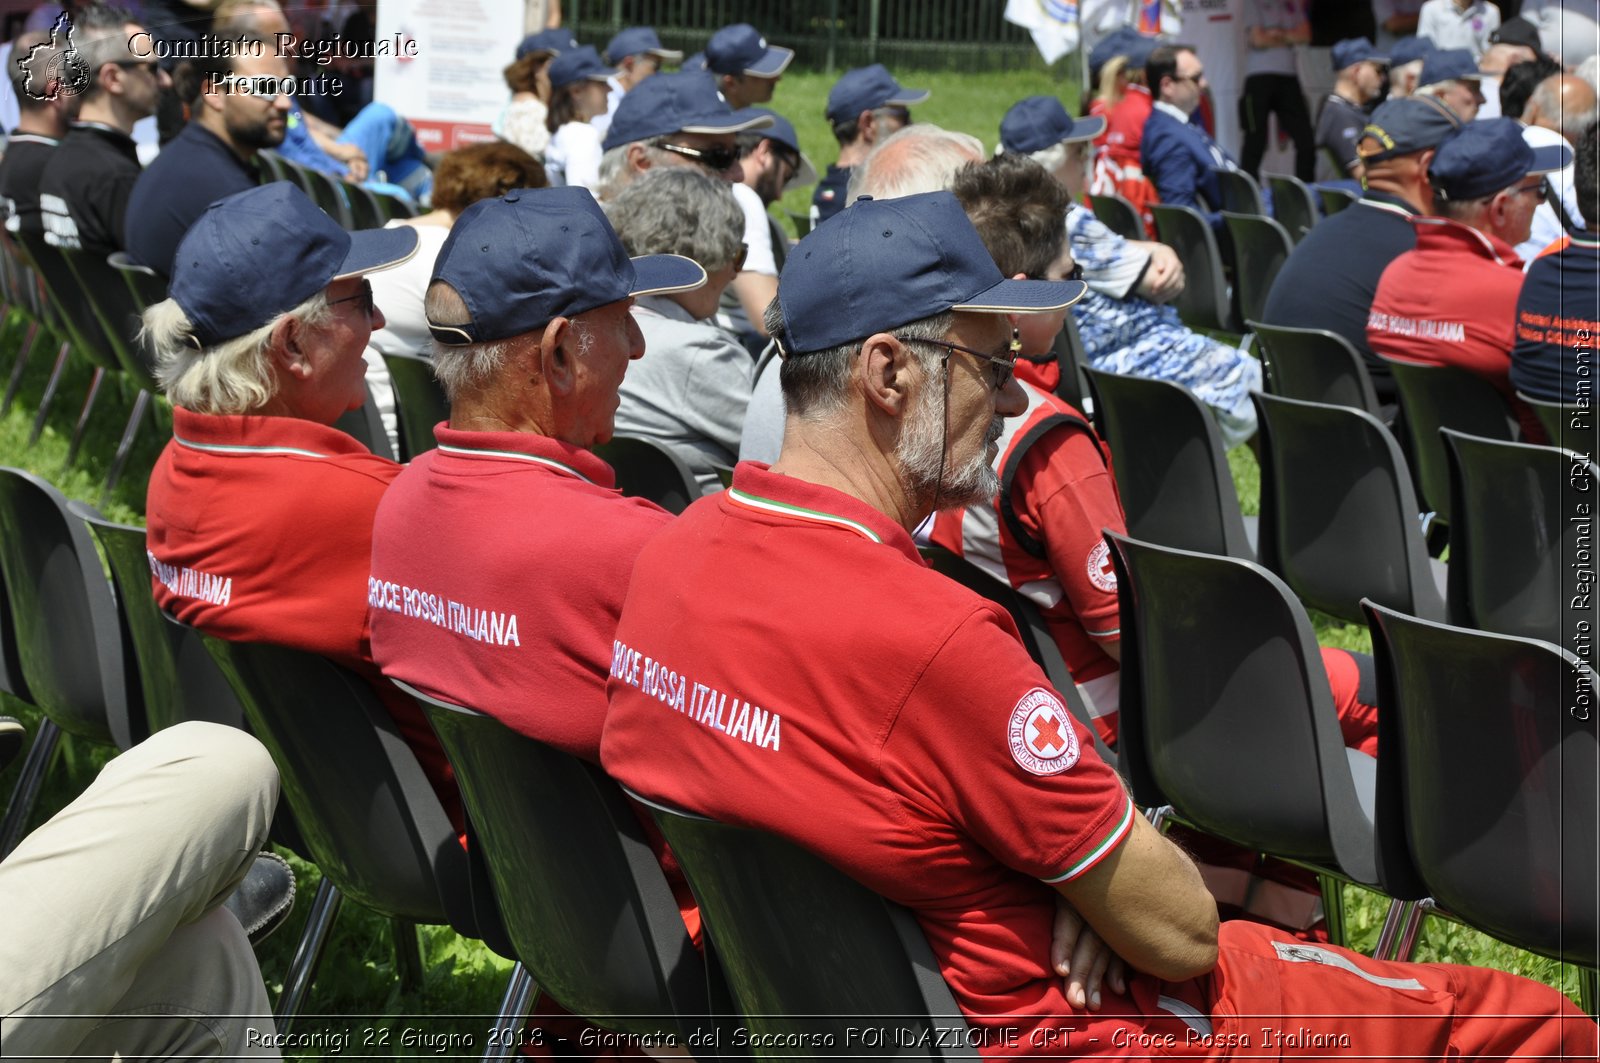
[1000,96,1106,155]
[428,186,706,346]
[704,23,793,78]
[602,70,773,151]
[774,191,1086,356]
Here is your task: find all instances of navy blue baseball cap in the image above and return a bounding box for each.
[549,45,613,91]
[704,23,793,78]
[604,26,681,66]
[171,183,417,348]
[825,64,931,126]
[515,28,576,60]
[999,96,1106,155]
[1357,95,1462,162]
[1418,47,1482,88]
[1388,35,1434,66]
[428,187,706,346]
[1429,117,1572,201]
[774,191,1087,356]
[602,70,772,151]
[680,51,707,73]
[1331,38,1388,71]
[736,107,818,190]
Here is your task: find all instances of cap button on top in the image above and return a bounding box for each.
[504,192,520,203]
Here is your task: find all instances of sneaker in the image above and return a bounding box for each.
[225,850,297,946]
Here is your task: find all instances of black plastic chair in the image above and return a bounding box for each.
[1363,600,1597,998]
[332,381,396,460]
[257,149,302,190]
[345,183,386,230]
[593,435,701,514]
[1442,430,1595,643]
[1253,392,1446,625]
[1250,321,1382,416]
[1211,167,1266,216]
[1516,389,1583,446]
[1380,357,1518,526]
[1088,192,1146,240]
[1318,186,1359,216]
[298,163,356,229]
[1049,313,1091,413]
[0,468,142,856]
[1104,530,1389,947]
[921,547,1114,765]
[1222,212,1293,327]
[1262,173,1318,242]
[1081,367,1258,561]
[194,631,491,1027]
[1148,203,1240,334]
[379,350,448,459]
[403,683,711,1043]
[635,792,978,1060]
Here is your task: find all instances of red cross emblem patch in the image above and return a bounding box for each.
[1007,687,1081,776]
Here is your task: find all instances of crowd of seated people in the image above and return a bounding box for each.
[0,5,1594,1056]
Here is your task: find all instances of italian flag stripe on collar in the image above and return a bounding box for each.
[726,487,883,544]
[1043,797,1137,883]
[174,434,329,459]
[436,443,593,483]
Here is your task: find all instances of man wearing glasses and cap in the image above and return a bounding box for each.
[811,63,929,224]
[596,70,772,199]
[601,188,1595,1059]
[703,22,793,110]
[142,183,457,812]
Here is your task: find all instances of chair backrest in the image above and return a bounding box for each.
[1088,192,1146,240]
[636,793,978,1060]
[1250,321,1381,415]
[1222,212,1293,327]
[1212,167,1265,215]
[332,381,397,460]
[1262,173,1317,242]
[404,686,708,1037]
[299,165,354,228]
[1081,367,1256,560]
[1318,186,1359,216]
[1253,392,1444,624]
[1442,430,1594,642]
[1149,203,1238,334]
[1364,601,1597,966]
[0,468,139,748]
[196,631,458,924]
[920,547,1114,764]
[1106,530,1377,883]
[345,183,386,230]
[1051,313,1090,412]
[1380,357,1517,523]
[59,246,159,391]
[379,351,448,459]
[14,232,121,373]
[1515,389,1582,447]
[70,503,246,733]
[593,435,701,513]
[257,149,299,188]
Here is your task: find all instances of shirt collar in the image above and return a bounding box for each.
[172,406,382,459]
[1410,215,1525,268]
[430,424,617,487]
[724,461,922,563]
[634,293,695,323]
[1152,100,1189,123]
[1357,188,1420,217]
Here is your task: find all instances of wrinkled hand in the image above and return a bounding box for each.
[1051,896,1128,1011]
[1137,243,1186,304]
[329,142,370,182]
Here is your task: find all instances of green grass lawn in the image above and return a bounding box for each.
[0,62,1584,1057]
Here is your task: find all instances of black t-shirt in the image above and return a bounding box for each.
[1315,93,1368,175]
[0,133,59,236]
[1260,188,1419,396]
[37,122,141,257]
[125,122,259,278]
[810,163,852,225]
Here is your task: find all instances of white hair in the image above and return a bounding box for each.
[845,124,986,203]
[145,292,331,413]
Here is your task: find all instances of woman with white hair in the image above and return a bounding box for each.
[606,166,751,491]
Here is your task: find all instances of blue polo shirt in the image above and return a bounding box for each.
[1511,234,1599,404]
[125,122,259,278]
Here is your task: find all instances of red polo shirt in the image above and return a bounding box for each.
[146,407,454,812]
[368,425,671,760]
[602,462,1145,1050]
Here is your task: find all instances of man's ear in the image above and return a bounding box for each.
[539,316,577,396]
[858,109,876,143]
[268,315,313,379]
[859,331,917,419]
[198,75,227,114]
[626,141,652,174]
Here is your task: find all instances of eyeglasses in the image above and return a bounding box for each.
[1031,264,1085,283]
[874,106,912,127]
[329,279,376,319]
[1172,70,1206,83]
[657,141,741,173]
[902,329,1021,391]
[1508,180,1545,200]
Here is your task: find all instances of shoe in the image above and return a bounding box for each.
[225,850,296,946]
[0,716,23,774]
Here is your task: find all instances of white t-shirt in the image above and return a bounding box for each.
[1417,0,1501,59]
[365,221,451,453]
[545,121,604,194]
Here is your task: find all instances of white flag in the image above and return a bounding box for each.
[1004,0,1081,64]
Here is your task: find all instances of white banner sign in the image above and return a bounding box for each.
[373,0,524,151]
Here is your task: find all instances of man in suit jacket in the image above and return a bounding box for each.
[1140,43,1241,231]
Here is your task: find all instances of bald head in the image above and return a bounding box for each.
[846,124,985,203]
[1524,74,1599,146]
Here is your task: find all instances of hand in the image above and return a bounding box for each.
[1136,243,1186,304]
[328,142,370,182]
[1051,896,1129,1011]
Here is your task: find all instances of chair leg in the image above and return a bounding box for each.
[275,876,342,1032]
[63,366,106,468]
[1373,898,1421,960]
[101,389,151,505]
[0,718,61,858]
[482,963,539,1063]
[1,318,39,415]
[1317,875,1347,948]
[392,918,423,992]
[28,340,71,446]
[1581,967,1596,1018]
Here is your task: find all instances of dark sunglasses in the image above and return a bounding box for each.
[658,141,741,172]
